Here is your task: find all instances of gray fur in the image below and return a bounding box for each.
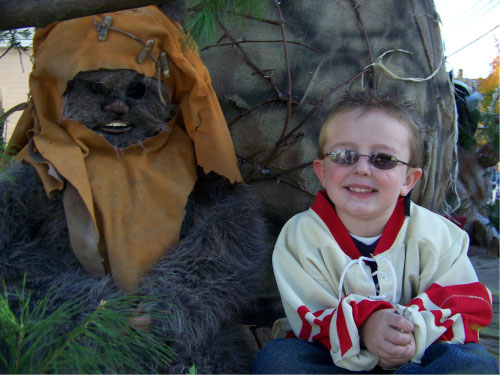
[158,1,187,26]
[0,161,271,373]
[62,69,177,148]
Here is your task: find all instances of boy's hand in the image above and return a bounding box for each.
[360,308,415,367]
[378,333,415,369]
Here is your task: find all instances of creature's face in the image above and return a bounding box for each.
[62,69,177,148]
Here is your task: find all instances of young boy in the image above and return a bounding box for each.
[253,91,498,374]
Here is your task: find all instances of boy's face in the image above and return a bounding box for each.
[313,108,422,237]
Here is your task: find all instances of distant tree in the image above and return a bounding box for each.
[0,29,32,58]
[478,40,500,114]
[476,41,499,152]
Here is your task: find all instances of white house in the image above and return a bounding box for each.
[0,47,32,142]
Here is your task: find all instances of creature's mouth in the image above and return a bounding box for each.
[101,121,132,134]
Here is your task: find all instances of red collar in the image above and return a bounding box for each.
[311,191,408,258]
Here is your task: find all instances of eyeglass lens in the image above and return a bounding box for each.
[328,150,402,170]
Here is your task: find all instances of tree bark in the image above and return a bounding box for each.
[0,0,173,31]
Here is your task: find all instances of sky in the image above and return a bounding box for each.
[434,0,500,79]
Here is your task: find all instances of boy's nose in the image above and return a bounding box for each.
[352,157,372,175]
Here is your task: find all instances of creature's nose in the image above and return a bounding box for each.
[103,98,129,115]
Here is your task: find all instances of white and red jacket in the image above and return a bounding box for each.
[272,191,493,371]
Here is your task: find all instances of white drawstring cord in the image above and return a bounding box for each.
[338,257,372,300]
[378,256,398,305]
[338,256,398,304]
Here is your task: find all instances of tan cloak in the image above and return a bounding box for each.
[8,6,242,290]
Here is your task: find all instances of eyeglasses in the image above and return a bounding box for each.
[324,149,408,170]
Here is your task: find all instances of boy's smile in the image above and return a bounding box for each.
[313,108,422,237]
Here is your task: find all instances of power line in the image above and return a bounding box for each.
[448,0,497,32]
[480,1,500,18]
[449,0,489,28]
[447,24,500,57]
[446,2,500,35]
[459,0,497,29]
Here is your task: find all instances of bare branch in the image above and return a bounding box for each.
[200,39,320,53]
[274,0,292,143]
[228,98,283,127]
[277,67,372,146]
[0,0,173,31]
[1,102,29,143]
[217,19,285,99]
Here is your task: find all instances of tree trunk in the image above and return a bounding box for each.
[0,0,173,30]
[200,0,457,227]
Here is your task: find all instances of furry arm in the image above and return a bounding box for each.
[140,171,271,352]
[0,161,121,306]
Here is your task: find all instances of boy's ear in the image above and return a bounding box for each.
[401,167,423,196]
[313,159,327,188]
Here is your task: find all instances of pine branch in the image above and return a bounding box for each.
[0,280,176,373]
[185,0,263,47]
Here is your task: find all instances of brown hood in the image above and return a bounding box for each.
[9,6,241,290]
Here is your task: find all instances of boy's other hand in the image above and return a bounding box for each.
[378,333,415,369]
[360,308,415,367]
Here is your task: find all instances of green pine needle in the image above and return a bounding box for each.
[188,362,198,374]
[185,0,263,48]
[0,280,177,373]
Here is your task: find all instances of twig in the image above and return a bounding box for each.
[0,45,13,59]
[228,98,283,127]
[1,102,28,142]
[409,0,437,76]
[217,19,284,98]
[258,67,370,168]
[201,39,320,53]
[275,0,293,142]
[248,166,316,196]
[277,67,371,146]
[258,161,314,180]
[0,102,29,124]
[349,0,375,87]
[17,47,26,73]
[270,177,315,197]
[240,13,282,25]
[217,9,283,26]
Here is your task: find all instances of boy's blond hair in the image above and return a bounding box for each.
[318,90,424,168]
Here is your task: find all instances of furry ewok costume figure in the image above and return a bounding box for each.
[0,6,270,374]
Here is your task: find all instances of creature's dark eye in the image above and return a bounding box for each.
[90,82,108,95]
[126,81,147,99]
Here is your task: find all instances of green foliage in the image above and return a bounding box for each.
[188,362,198,374]
[0,29,32,56]
[476,109,499,228]
[0,145,18,182]
[0,280,176,374]
[185,0,263,48]
[475,110,499,150]
[485,200,499,231]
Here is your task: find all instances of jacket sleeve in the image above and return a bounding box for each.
[399,229,493,364]
[272,214,395,372]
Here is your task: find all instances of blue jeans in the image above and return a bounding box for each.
[252,338,499,374]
